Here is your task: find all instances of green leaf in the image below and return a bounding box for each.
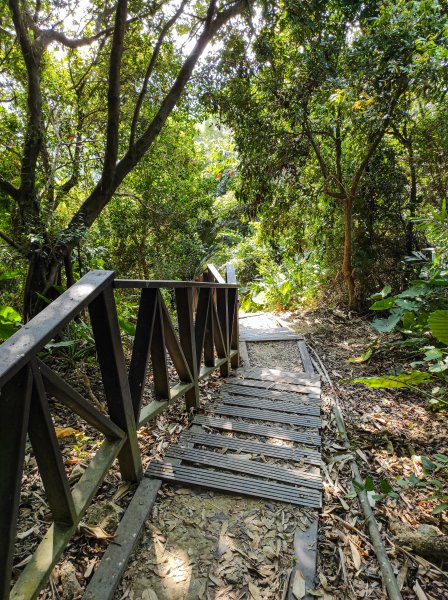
[118,316,136,336]
[433,454,448,463]
[428,310,448,344]
[364,476,375,491]
[432,503,448,515]
[352,370,432,389]
[394,299,420,311]
[380,480,393,494]
[370,297,396,310]
[421,456,437,472]
[369,285,392,300]
[398,284,431,298]
[0,305,21,323]
[372,309,403,333]
[0,270,20,281]
[348,348,373,363]
[424,348,443,361]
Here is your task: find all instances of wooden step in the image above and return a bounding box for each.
[225,378,320,395]
[194,415,321,446]
[222,385,320,405]
[243,367,320,385]
[145,463,321,509]
[179,431,322,466]
[218,394,320,417]
[207,403,321,429]
[166,446,322,490]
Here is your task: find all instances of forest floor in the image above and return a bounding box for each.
[13,308,448,599]
[283,307,448,600]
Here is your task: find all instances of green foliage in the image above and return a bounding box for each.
[0,305,21,340]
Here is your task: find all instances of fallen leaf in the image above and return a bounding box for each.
[55,427,79,439]
[292,568,306,599]
[80,524,114,540]
[141,589,158,600]
[248,580,262,600]
[349,539,362,570]
[413,581,428,600]
[397,560,408,590]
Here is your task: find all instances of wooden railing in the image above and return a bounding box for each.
[0,265,239,599]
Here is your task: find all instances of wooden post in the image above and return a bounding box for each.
[0,367,32,599]
[89,285,142,482]
[175,287,200,410]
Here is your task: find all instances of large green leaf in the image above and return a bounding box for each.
[370,297,396,310]
[0,305,22,340]
[352,370,432,389]
[428,310,448,345]
[371,309,403,333]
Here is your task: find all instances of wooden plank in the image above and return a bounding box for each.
[175,287,200,409]
[297,341,315,375]
[204,290,214,367]
[89,287,142,482]
[114,280,238,289]
[243,367,320,385]
[223,385,320,404]
[11,439,124,600]
[160,297,193,382]
[179,431,322,466]
[288,519,319,600]
[194,415,321,446]
[167,447,322,490]
[38,360,125,439]
[84,477,162,600]
[240,329,303,341]
[28,363,77,525]
[207,403,321,428]
[206,264,225,283]
[198,357,228,380]
[226,378,320,395]
[228,287,239,368]
[239,340,250,366]
[218,394,321,417]
[0,367,32,599]
[194,287,211,368]
[0,270,114,385]
[145,463,321,509]
[149,293,171,401]
[128,288,157,419]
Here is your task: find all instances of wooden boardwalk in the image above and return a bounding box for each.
[147,318,322,510]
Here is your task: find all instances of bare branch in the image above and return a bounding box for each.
[0,230,28,257]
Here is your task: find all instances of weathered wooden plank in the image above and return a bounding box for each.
[223,384,320,404]
[218,394,321,417]
[138,400,169,428]
[38,360,125,440]
[207,403,321,429]
[206,264,225,283]
[179,431,322,466]
[84,477,162,600]
[149,293,171,402]
[28,363,77,525]
[297,341,315,375]
[239,341,250,367]
[194,287,211,368]
[243,367,320,385]
[114,280,238,289]
[288,519,319,600]
[145,463,321,508]
[128,288,158,419]
[240,328,303,341]
[0,367,32,599]
[175,287,200,409]
[160,297,193,382]
[0,270,114,385]
[167,447,322,490]
[89,287,142,482]
[194,415,321,446]
[226,378,321,394]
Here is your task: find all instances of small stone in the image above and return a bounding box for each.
[60,562,82,600]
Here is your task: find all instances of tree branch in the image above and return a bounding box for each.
[0,230,28,257]
[129,0,188,148]
[0,176,20,201]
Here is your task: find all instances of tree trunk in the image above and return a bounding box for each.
[23,250,63,321]
[342,196,358,311]
[405,138,417,254]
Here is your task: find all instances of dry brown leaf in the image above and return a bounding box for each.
[397,560,408,590]
[55,426,79,439]
[292,568,306,599]
[81,523,114,540]
[248,580,262,600]
[413,581,428,600]
[348,539,362,570]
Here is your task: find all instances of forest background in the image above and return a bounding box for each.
[0,0,447,324]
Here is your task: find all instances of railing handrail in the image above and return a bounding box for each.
[113,278,238,289]
[0,270,114,387]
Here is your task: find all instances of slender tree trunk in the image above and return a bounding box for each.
[342,196,358,311]
[23,251,63,320]
[405,138,417,254]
